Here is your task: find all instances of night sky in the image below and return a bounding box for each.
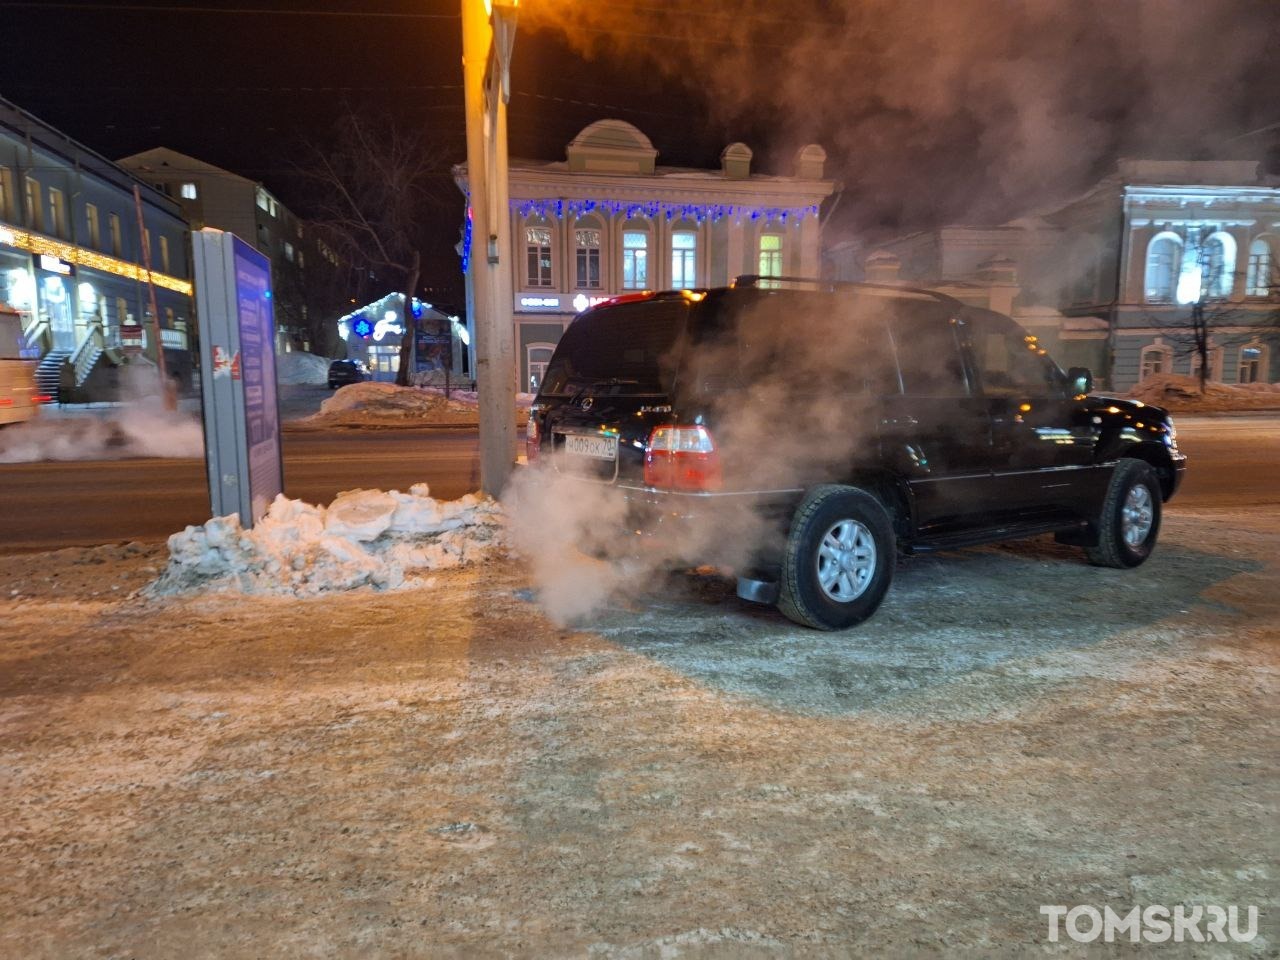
[3,0,1278,306]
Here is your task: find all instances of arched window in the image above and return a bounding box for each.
[1140,341,1172,380]
[671,224,699,289]
[1237,340,1269,384]
[524,216,554,289]
[573,217,603,290]
[1198,231,1237,300]
[1246,237,1275,298]
[526,341,557,393]
[622,221,650,289]
[1144,233,1181,303]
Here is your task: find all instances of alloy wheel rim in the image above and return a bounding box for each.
[816,518,876,602]
[1121,484,1154,547]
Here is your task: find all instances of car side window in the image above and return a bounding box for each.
[966,312,1062,397]
[892,310,970,397]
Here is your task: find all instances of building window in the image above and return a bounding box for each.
[759,234,783,286]
[144,228,152,266]
[1144,233,1181,303]
[283,241,295,263]
[48,188,67,238]
[525,225,553,288]
[256,186,270,212]
[671,231,697,289]
[24,177,42,232]
[0,167,13,222]
[297,250,305,269]
[164,307,175,328]
[109,213,122,256]
[85,204,100,250]
[115,297,129,326]
[622,230,648,289]
[575,227,602,289]
[1238,343,1267,384]
[1189,345,1220,383]
[180,182,198,200]
[1198,231,1236,300]
[527,342,556,393]
[1246,238,1274,298]
[158,235,170,272]
[1140,342,1172,380]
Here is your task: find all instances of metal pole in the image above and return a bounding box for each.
[462,0,518,497]
[132,185,175,410]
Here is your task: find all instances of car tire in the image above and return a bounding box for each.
[777,484,896,630]
[1084,458,1161,568]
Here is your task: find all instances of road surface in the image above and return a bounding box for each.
[0,416,1274,552]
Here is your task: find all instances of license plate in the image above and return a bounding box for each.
[564,434,618,460]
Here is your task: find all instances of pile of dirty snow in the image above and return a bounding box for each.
[295,381,528,429]
[276,350,332,386]
[1125,374,1280,412]
[148,485,504,596]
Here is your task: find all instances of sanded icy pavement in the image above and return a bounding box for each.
[0,497,1276,955]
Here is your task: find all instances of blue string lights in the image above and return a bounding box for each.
[511,198,820,226]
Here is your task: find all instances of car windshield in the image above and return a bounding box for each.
[540,299,690,397]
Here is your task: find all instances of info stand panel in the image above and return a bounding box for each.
[192,228,283,526]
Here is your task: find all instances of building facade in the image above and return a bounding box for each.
[118,147,340,356]
[335,293,467,383]
[0,97,194,401]
[855,160,1280,390]
[455,120,835,392]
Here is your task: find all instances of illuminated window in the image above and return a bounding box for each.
[574,226,601,289]
[24,177,42,232]
[115,297,129,326]
[525,224,553,288]
[180,182,198,200]
[622,230,648,289]
[1246,238,1274,297]
[1198,231,1236,300]
[527,342,556,392]
[1238,342,1267,384]
[671,231,697,288]
[256,186,270,212]
[85,204,100,250]
[1140,342,1172,380]
[759,234,783,287]
[109,213,122,257]
[48,188,68,239]
[144,228,152,266]
[283,241,295,263]
[0,167,13,222]
[164,307,175,328]
[1144,233,1181,303]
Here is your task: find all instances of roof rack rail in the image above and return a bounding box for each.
[731,274,965,308]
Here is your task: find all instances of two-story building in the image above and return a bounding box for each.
[855,160,1279,390]
[0,96,194,401]
[454,120,835,391]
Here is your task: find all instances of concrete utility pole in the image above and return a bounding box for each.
[462,0,519,497]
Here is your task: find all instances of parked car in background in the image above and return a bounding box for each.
[327,359,367,389]
[0,308,43,426]
[526,277,1186,630]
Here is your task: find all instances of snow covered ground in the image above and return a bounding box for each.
[1126,373,1280,412]
[274,350,331,386]
[293,381,531,429]
[0,499,1276,954]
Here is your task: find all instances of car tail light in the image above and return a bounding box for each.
[0,397,11,406]
[644,424,722,492]
[32,394,53,404]
[526,410,540,462]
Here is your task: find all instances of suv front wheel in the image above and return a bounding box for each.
[1085,458,1162,568]
[777,485,896,630]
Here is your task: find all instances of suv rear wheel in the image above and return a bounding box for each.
[777,485,896,630]
[1085,458,1161,568]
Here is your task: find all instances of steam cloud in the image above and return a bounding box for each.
[525,0,1277,232]
[505,294,897,624]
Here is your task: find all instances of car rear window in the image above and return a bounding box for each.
[540,299,690,397]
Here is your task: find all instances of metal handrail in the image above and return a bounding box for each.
[72,320,106,385]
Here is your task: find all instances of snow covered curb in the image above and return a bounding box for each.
[291,382,533,430]
[147,485,505,597]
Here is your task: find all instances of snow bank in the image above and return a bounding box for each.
[1125,374,1280,413]
[148,485,504,597]
[276,351,331,386]
[296,381,529,428]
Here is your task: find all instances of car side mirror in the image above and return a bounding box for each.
[1066,366,1093,395]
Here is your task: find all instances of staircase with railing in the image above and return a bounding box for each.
[71,321,106,388]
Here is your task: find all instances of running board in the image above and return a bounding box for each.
[910,518,1088,554]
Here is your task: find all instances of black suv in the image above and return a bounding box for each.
[327,358,366,389]
[526,278,1186,630]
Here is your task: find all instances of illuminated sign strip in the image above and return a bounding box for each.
[0,225,194,296]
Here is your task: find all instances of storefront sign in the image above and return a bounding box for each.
[38,254,73,276]
[517,295,563,311]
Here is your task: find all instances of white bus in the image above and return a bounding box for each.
[0,307,41,426]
